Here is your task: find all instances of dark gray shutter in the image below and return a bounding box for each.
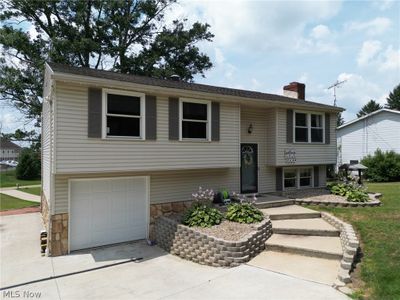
[325,113,330,144]
[276,167,283,191]
[211,102,220,141]
[88,88,102,138]
[145,95,157,140]
[314,166,319,187]
[169,97,179,140]
[287,109,293,143]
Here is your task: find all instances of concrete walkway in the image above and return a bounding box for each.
[0,184,41,191]
[1,213,348,300]
[0,189,40,202]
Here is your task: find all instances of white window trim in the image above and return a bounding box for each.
[102,88,146,140]
[293,110,325,144]
[179,98,211,142]
[283,167,314,190]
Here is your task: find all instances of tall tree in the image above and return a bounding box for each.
[386,84,400,110]
[0,0,214,141]
[357,100,382,118]
[337,112,345,127]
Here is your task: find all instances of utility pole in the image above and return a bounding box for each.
[328,80,346,106]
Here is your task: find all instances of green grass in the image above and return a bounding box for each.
[0,169,41,188]
[19,186,41,196]
[312,182,400,300]
[0,193,40,211]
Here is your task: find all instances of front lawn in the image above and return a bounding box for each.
[312,182,400,299]
[0,169,41,188]
[19,186,41,196]
[0,193,40,211]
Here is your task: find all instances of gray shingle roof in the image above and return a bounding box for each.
[0,138,21,149]
[48,62,344,112]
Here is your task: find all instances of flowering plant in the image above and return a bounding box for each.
[192,186,214,204]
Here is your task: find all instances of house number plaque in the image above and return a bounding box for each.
[284,149,296,164]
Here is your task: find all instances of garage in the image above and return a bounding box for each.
[69,177,149,251]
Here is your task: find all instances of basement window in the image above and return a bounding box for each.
[283,167,313,190]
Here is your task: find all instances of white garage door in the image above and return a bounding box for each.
[70,177,148,251]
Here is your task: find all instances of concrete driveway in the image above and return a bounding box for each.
[0,213,348,300]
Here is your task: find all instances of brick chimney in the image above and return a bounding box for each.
[283,82,305,100]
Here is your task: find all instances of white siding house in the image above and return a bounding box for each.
[337,109,400,165]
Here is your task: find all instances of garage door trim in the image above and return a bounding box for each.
[67,176,150,253]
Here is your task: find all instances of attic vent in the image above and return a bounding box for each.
[170,74,180,81]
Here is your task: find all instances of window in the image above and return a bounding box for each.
[294,112,324,143]
[295,112,308,142]
[299,168,312,187]
[311,114,323,142]
[180,99,210,140]
[103,90,145,138]
[284,169,297,189]
[283,167,313,189]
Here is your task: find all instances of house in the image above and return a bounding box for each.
[0,138,21,161]
[41,63,343,256]
[337,108,400,166]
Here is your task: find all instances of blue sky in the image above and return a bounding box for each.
[1,0,399,134]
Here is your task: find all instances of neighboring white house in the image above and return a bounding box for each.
[0,138,21,161]
[337,109,400,166]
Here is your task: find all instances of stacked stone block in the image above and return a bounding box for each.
[155,216,272,268]
[48,213,69,256]
[294,193,381,207]
[321,212,360,285]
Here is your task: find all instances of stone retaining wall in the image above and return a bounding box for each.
[295,193,381,208]
[155,216,272,267]
[321,212,360,286]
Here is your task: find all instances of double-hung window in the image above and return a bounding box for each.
[299,168,312,187]
[180,99,211,140]
[283,167,313,190]
[294,112,324,143]
[103,89,145,139]
[284,169,297,189]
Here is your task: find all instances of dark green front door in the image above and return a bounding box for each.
[240,143,258,194]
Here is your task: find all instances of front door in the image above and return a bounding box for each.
[241,143,258,194]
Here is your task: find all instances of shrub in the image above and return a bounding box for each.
[225,203,264,224]
[361,149,400,182]
[327,181,369,202]
[182,202,223,228]
[16,148,41,180]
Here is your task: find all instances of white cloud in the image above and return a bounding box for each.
[310,24,331,39]
[294,24,338,54]
[371,0,395,11]
[27,25,39,40]
[379,46,400,71]
[357,40,382,66]
[346,17,392,36]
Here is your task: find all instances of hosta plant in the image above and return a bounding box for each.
[225,202,264,224]
[182,202,223,228]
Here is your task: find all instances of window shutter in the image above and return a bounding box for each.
[88,88,102,138]
[314,166,319,187]
[276,167,283,191]
[145,95,157,140]
[325,113,330,144]
[211,102,220,141]
[169,97,179,140]
[287,109,293,143]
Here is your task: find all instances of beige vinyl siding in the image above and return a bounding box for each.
[53,168,239,214]
[276,108,337,166]
[41,67,53,201]
[319,165,327,187]
[240,106,275,193]
[55,82,240,173]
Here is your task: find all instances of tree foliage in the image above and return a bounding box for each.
[0,0,214,139]
[16,148,41,180]
[386,84,400,111]
[357,100,382,118]
[361,150,400,182]
[337,112,344,127]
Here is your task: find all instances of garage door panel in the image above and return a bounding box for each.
[70,177,148,251]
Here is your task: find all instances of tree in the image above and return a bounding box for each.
[16,148,41,179]
[0,0,214,139]
[386,84,400,110]
[357,100,382,118]
[337,112,344,127]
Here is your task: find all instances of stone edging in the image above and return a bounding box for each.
[320,212,359,287]
[155,216,272,268]
[295,193,381,207]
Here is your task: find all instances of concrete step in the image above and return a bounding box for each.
[248,251,341,285]
[265,234,343,260]
[261,205,320,220]
[255,199,295,209]
[272,218,340,237]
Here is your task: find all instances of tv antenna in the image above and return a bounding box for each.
[328,80,346,106]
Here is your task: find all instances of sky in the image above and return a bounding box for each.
[1,0,399,134]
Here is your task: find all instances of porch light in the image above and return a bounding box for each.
[248,123,253,134]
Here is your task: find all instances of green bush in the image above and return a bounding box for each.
[182,203,223,228]
[16,148,41,180]
[225,203,264,224]
[327,182,369,202]
[361,150,400,182]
